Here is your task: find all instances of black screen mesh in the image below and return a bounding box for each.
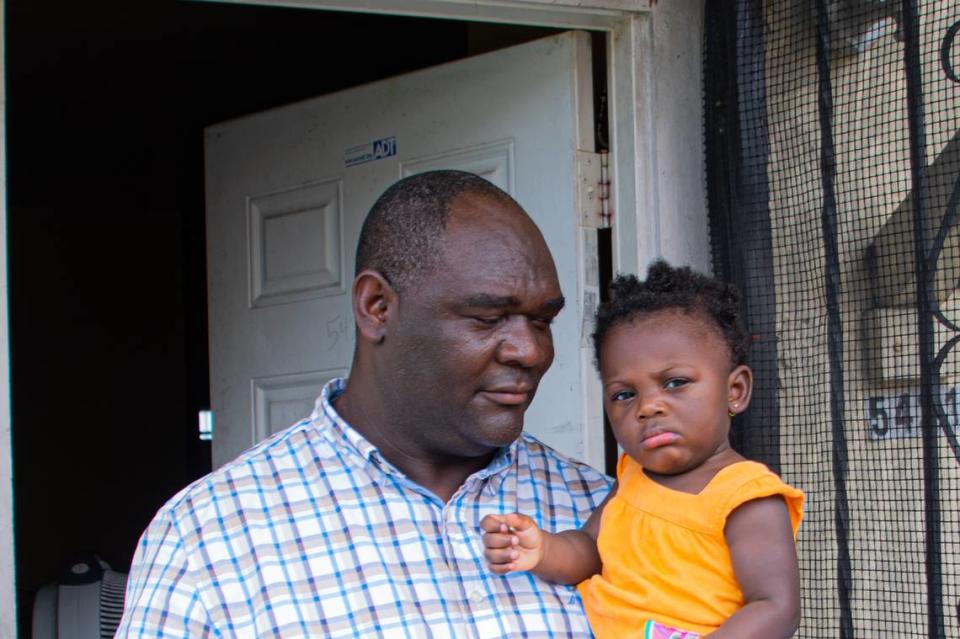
[704,1,960,636]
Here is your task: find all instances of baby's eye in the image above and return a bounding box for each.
[664,378,689,390]
[610,390,635,402]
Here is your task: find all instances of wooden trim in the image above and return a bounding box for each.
[607,14,648,275]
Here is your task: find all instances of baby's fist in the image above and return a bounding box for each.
[480,512,544,574]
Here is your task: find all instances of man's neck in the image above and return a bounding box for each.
[332,382,495,503]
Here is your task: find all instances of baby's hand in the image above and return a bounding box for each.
[480,512,545,574]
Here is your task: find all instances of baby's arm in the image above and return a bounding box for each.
[707,495,801,639]
[480,485,615,584]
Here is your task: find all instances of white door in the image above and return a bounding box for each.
[205,30,604,470]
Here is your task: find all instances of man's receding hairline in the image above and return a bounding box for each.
[445,188,544,248]
[356,171,537,296]
[446,186,526,219]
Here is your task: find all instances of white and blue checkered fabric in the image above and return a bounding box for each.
[116,378,611,638]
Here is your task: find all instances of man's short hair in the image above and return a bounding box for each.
[355,170,515,294]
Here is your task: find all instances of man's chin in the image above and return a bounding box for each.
[476,417,525,449]
[459,401,528,450]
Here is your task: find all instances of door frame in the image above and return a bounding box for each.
[197,0,668,278]
[195,0,711,487]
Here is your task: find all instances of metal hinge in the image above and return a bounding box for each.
[576,150,611,228]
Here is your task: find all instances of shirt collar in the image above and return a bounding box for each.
[311,377,519,482]
[313,377,390,472]
[475,439,518,479]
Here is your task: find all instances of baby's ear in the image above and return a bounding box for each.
[726,364,753,416]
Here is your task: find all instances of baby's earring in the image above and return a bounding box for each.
[728,404,737,418]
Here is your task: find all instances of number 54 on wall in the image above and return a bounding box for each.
[866,388,960,440]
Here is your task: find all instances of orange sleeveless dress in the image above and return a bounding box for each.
[578,455,804,637]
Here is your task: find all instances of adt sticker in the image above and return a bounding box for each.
[345,136,397,167]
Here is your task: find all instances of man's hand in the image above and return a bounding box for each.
[480,513,546,574]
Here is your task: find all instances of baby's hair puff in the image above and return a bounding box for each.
[592,259,750,370]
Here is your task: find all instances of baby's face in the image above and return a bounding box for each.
[600,309,748,476]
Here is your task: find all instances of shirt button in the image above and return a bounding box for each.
[469,589,485,604]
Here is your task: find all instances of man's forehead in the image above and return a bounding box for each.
[422,191,561,298]
[443,196,552,257]
[436,249,561,296]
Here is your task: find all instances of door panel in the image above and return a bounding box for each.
[248,179,344,308]
[251,368,347,440]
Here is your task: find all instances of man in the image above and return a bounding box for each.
[116,170,611,637]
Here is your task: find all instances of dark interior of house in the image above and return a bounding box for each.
[6,1,558,633]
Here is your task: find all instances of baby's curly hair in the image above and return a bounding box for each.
[592,259,750,370]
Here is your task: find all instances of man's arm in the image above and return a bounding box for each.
[481,484,615,585]
[114,510,215,638]
[706,496,801,639]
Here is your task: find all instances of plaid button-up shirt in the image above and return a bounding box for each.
[116,378,611,638]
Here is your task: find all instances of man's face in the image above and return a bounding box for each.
[384,192,564,459]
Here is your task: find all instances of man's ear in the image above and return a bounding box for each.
[352,269,397,344]
[727,364,753,416]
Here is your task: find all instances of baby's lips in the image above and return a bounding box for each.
[642,431,679,450]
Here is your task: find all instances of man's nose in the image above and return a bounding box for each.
[496,317,553,369]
